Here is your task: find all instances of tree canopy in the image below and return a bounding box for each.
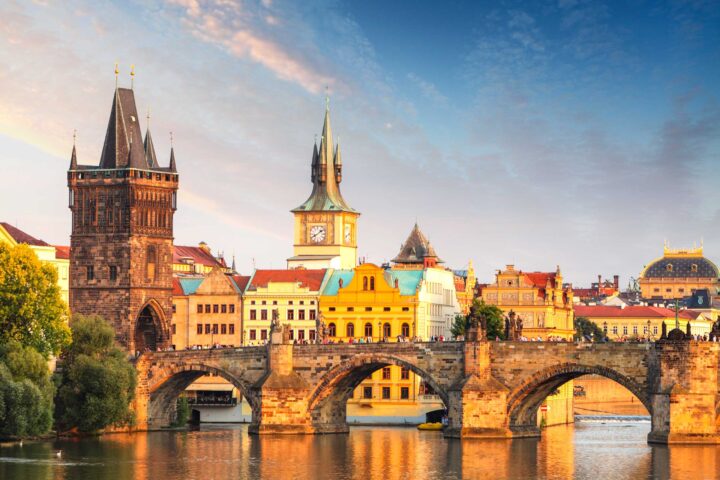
[451,299,506,340]
[0,340,54,438]
[0,243,70,357]
[56,315,137,433]
[574,316,606,341]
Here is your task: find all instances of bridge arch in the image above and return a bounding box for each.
[507,363,651,434]
[307,352,448,433]
[146,362,258,428]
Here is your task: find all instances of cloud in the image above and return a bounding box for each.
[406,73,448,105]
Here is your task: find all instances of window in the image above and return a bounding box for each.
[251,300,256,305]
[653,326,658,335]
[363,276,368,290]
[273,300,277,305]
[260,329,267,340]
[382,367,391,380]
[309,330,316,341]
[632,326,638,335]
[288,301,293,305]
[262,300,266,305]
[298,330,305,340]
[665,288,672,293]
[221,304,227,314]
[691,264,698,273]
[383,323,391,338]
[229,324,235,335]
[249,329,256,340]
[109,265,117,281]
[288,310,295,320]
[370,277,375,290]
[205,324,211,334]
[402,307,409,312]
[289,329,294,340]
[196,324,203,335]
[212,324,218,334]
[310,300,315,305]
[197,304,203,314]
[678,288,685,293]
[612,326,618,335]
[172,304,176,313]
[250,310,257,320]
[299,310,305,320]
[346,323,355,337]
[328,323,336,337]
[400,387,409,400]
[213,304,219,313]
[666,263,673,272]
[654,288,660,293]
[146,246,157,281]
[87,265,94,281]
[364,323,373,337]
[401,323,410,337]
[623,325,628,335]
[401,367,409,380]
[221,324,227,334]
[363,386,373,399]
[329,307,336,312]
[261,310,268,320]
[229,304,235,314]
[205,304,210,312]
[172,324,176,334]
[643,325,648,334]
[382,387,390,399]
[347,307,355,312]
[383,307,390,312]
[365,307,372,312]
[300,301,305,305]
[309,310,316,320]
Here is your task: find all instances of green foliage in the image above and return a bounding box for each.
[0,243,71,357]
[55,315,137,433]
[574,316,605,341]
[173,397,190,427]
[0,340,54,438]
[451,299,506,340]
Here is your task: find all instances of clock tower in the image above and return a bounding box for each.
[288,102,359,269]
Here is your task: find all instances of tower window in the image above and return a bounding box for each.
[691,264,698,273]
[363,276,368,290]
[109,265,117,281]
[370,276,375,291]
[146,246,157,281]
[86,265,94,281]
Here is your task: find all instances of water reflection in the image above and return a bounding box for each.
[1,422,719,480]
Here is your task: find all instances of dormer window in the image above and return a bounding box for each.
[691,264,698,273]
[666,263,673,272]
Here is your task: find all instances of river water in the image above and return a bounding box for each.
[1,419,719,480]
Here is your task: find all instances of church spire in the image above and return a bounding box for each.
[169,146,177,172]
[143,109,159,168]
[69,130,78,169]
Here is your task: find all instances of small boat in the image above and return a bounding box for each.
[417,422,443,431]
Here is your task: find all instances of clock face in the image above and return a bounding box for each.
[344,224,352,243]
[310,225,326,243]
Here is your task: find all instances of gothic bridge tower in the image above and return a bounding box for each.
[68,82,178,352]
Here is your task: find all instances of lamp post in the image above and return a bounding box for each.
[603,321,608,341]
[647,319,652,341]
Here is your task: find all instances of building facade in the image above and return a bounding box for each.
[288,104,359,269]
[68,84,178,352]
[639,244,719,300]
[481,264,575,340]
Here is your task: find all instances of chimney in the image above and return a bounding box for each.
[338,278,344,288]
[613,275,619,290]
[394,278,399,289]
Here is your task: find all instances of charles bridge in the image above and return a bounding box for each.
[134,329,720,444]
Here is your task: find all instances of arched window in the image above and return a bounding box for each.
[364,322,373,337]
[383,322,391,338]
[146,245,157,282]
[401,323,410,337]
[346,322,355,338]
[666,263,673,272]
[370,276,375,291]
[363,276,368,290]
[328,323,336,337]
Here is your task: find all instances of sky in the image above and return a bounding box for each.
[0,0,719,287]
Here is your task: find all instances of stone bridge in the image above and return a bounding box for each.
[134,335,720,444]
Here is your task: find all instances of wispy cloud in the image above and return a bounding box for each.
[407,73,447,105]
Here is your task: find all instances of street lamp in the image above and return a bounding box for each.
[647,319,652,341]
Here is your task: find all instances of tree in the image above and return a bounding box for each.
[0,340,54,438]
[55,315,137,433]
[0,243,70,357]
[574,316,605,341]
[451,299,506,340]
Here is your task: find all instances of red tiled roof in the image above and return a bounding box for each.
[523,272,556,288]
[574,305,696,319]
[249,269,327,291]
[54,245,70,260]
[1,222,49,246]
[172,277,184,296]
[173,245,224,269]
[231,275,251,292]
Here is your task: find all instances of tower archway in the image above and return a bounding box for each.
[134,301,166,352]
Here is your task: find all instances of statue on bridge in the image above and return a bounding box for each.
[710,316,720,342]
[316,312,327,344]
[466,310,487,342]
[504,310,523,341]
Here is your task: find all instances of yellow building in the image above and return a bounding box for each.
[574,305,714,340]
[454,261,477,315]
[287,103,359,270]
[242,269,328,345]
[481,264,575,340]
[0,222,70,305]
[639,243,719,300]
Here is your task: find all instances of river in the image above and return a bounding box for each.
[1,419,719,479]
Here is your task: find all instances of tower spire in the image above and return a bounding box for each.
[69,129,78,169]
[143,107,159,168]
[130,64,135,90]
[169,131,177,172]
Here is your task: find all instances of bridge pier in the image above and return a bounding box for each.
[444,341,515,439]
[648,341,720,444]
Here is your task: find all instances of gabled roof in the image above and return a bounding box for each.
[173,245,225,269]
[385,269,424,295]
[0,222,49,246]
[574,305,697,319]
[524,272,556,289]
[230,275,251,293]
[247,269,327,292]
[292,106,356,213]
[54,246,70,260]
[392,223,442,264]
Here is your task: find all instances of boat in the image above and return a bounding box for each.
[417,422,443,431]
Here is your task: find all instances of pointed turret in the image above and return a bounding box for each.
[99,87,149,170]
[69,144,77,170]
[392,223,443,268]
[334,141,342,184]
[143,127,159,168]
[292,102,355,213]
[169,147,177,173]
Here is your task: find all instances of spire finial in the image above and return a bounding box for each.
[73,129,77,147]
[130,64,135,89]
[114,62,119,88]
[170,131,174,148]
[146,107,150,128]
[325,85,330,111]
